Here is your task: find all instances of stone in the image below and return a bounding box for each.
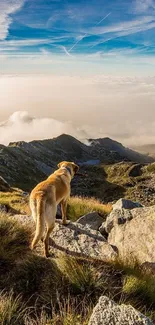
[112,198,143,210]
[11,215,117,262]
[108,205,155,264]
[128,164,143,177]
[50,221,117,261]
[88,296,153,325]
[77,212,104,230]
[99,208,133,235]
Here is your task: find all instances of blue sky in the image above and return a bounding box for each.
[1,0,155,74]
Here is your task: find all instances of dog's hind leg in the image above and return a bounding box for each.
[44,204,56,258]
[61,199,68,225]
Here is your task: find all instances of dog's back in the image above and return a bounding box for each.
[30,161,79,257]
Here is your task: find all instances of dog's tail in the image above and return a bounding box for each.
[31,196,45,249]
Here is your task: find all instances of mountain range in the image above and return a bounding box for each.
[0,134,154,192]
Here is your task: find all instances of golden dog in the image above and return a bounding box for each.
[30,161,79,257]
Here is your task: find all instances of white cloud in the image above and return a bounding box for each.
[60,45,73,57]
[0,0,24,40]
[0,111,88,145]
[0,38,53,47]
[134,0,155,13]
[91,16,155,37]
[1,75,155,146]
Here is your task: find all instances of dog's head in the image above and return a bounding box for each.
[57,161,79,177]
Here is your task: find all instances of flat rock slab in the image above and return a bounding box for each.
[11,215,117,262]
[88,296,153,325]
[50,221,117,261]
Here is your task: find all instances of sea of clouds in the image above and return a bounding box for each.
[1,75,155,146]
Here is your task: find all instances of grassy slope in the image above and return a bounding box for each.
[0,213,155,324]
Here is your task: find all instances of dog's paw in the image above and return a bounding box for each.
[45,251,55,258]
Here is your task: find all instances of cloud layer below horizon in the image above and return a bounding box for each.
[1,75,155,147]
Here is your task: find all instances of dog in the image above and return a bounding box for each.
[29,161,79,257]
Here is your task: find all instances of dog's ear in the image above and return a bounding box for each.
[72,163,79,174]
[57,161,64,169]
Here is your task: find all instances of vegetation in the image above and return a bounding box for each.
[147,162,155,174]
[0,189,30,214]
[67,196,112,221]
[1,212,155,323]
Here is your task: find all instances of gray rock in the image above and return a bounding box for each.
[112,198,143,210]
[99,209,133,235]
[77,212,104,230]
[88,296,153,325]
[11,214,117,262]
[128,164,143,177]
[50,221,117,261]
[108,205,155,264]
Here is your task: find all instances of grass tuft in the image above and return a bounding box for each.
[67,196,112,221]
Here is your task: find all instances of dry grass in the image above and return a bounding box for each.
[0,189,30,215]
[67,196,112,221]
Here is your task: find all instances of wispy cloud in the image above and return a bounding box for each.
[68,12,111,52]
[134,0,155,13]
[0,0,24,40]
[60,45,73,57]
[91,16,155,36]
[0,38,53,47]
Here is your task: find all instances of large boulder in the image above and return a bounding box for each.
[112,198,143,210]
[99,199,143,236]
[50,221,117,261]
[99,208,133,235]
[88,296,153,325]
[12,215,117,262]
[108,205,155,264]
[77,212,103,230]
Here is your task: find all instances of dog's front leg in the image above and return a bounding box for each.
[61,200,68,225]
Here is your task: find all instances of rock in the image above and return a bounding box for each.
[50,221,117,261]
[99,208,133,235]
[108,205,155,264]
[77,212,103,230]
[88,296,153,325]
[0,176,11,192]
[12,214,117,262]
[128,164,143,177]
[112,198,143,210]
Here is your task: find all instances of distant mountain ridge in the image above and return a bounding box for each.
[132,144,155,158]
[0,134,154,191]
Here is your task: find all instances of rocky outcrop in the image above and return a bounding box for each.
[99,208,133,235]
[108,205,155,264]
[99,199,143,236]
[88,296,153,325]
[77,212,103,230]
[12,214,117,262]
[50,221,117,261]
